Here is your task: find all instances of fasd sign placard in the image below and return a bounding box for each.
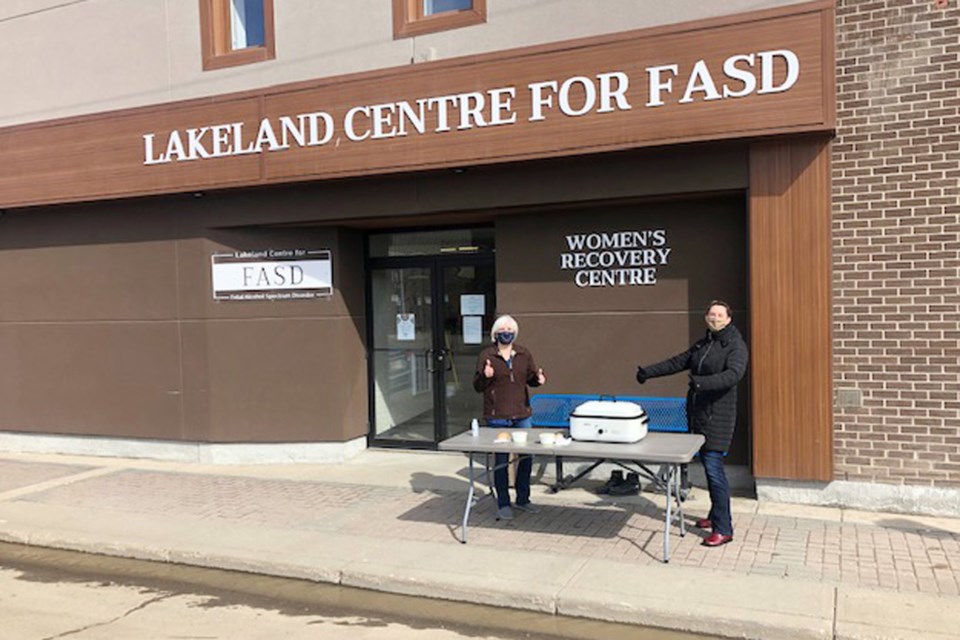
[211,249,332,301]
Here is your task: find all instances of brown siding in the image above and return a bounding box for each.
[750,138,833,481]
[496,196,753,464]
[0,146,742,445]
[0,323,184,439]
[182,316,367,443]
[0,202,368,444]
[832,0,960,487]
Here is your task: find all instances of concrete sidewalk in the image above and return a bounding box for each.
[0,449,958,639]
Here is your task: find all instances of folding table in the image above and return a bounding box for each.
[438,428,705,562]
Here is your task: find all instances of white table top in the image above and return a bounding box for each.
[439,428,705,464]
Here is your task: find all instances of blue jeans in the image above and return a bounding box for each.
[488,417,533,508]
[701,450,732,536]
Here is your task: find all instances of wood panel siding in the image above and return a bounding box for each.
[0,1,834,210]
[749,138,833,481]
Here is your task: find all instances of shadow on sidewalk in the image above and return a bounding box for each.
[394,489,707,561]
[874,517,960,538]
[408,471,471,495]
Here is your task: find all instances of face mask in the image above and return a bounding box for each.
[706,318,729,333]
[496,332,515,345]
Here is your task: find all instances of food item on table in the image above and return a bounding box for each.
[494,431,511,443]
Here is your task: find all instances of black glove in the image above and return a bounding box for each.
[636,366,647,384]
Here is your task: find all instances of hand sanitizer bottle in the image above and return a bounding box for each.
[470,418,480,437]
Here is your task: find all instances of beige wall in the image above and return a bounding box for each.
[0,0,813,127]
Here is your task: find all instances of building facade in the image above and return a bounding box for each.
[0,0,956,515]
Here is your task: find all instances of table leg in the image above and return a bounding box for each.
[460,453,476,544]
[663,464,672,563]
[483,453,492,494]
[676,463,686,537]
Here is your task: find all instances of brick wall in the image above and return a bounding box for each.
[833,0,960,486]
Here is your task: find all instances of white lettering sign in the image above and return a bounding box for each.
[144,49,801,165]
[211,249,333,301]
[559,230,671,288]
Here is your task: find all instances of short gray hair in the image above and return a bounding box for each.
[490,314,519,343]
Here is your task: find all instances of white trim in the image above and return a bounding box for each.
[0,432,367,465]
[756,478,960,518]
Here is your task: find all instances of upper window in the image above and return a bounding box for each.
[425,0,474,15]
[393,0,486,39]
[200,0,276,71]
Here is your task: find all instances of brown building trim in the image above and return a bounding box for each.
[749,137,834,481]
[820,1,836,131]
[393,0,487,39]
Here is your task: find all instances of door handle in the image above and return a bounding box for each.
[441,348,453,371]
[425,348,435,373]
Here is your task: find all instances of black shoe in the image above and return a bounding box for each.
[596,470,625,494]
[608,472,640,496]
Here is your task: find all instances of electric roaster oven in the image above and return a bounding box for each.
[569,399,648,443]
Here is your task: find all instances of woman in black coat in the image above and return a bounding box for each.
[636,301,748,547]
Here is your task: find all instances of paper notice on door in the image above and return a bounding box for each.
[460,294,485,316]
[463,315,483,344]
[396,314,416,341]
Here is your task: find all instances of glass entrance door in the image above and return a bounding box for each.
[437,262,495,441]
[369,253,495,447]
[370,266,436,443]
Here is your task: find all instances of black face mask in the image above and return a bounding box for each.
[496,332,515,345]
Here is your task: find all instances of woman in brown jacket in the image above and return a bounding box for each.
[473,314,546,520]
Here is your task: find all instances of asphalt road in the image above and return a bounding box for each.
[0,542,710,640]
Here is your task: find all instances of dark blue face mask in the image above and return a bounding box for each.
[496,332,515,345]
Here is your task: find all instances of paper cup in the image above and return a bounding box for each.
[510,431,528,444]
[539,432,556,445]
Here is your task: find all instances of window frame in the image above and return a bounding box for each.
[392,0,486,39]
[199,0,276,71]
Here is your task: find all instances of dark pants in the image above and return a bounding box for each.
[488,417,533,508]
[701,449,732,536]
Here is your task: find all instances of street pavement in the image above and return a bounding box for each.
[0,449,957,639]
